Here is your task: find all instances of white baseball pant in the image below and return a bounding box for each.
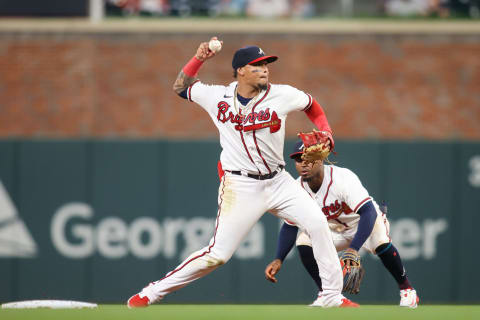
[140,169,345,306]
[296,211,391,254]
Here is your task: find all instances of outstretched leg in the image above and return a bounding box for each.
[128,174,268,307]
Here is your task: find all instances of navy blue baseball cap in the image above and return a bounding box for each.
[289,140,305,159]
[232,46,278,70]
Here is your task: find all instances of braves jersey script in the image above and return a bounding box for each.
[187,81,312,174]
[296,165,381,230]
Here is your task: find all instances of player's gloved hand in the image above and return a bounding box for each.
[340,248,365,294]
[298,129,333,163]
[265,259,282,283]
[195,37,223,62]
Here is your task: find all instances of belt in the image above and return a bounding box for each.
[230,166,284,180]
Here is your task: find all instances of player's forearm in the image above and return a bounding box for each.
[173,70,197,94]
[275,223,299,262]
[304,99,332,133]
[172,56,204,94]
[350,201,377,251]
[304,99,334,148]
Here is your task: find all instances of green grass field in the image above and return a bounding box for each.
[1,305,480,320]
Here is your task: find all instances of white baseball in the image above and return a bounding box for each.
[208,39,222,53]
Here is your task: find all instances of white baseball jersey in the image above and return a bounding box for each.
[292,164,391,253]
[296,164,381,230]
[188,81,312,174]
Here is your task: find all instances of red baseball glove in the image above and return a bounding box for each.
[297,130,334,162]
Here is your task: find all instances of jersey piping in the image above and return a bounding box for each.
[354,197,372,213]
[251,84,272,174]
[323,166,334,207]
[187,80,200,102]
[156,174,226,282]
[238,108,261,174]
[302,93,313,111]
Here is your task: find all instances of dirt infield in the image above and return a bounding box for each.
[0,18,479,34]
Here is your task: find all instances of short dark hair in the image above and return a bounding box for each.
[233,69,237,78]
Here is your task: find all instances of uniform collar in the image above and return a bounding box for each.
[225,82,237,97]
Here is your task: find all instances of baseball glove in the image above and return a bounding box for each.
[297,130,333,162]
[340,250,365,294]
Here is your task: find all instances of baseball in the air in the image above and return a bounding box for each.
[208,39,222,53]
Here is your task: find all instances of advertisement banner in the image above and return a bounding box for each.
[0,140,478,304]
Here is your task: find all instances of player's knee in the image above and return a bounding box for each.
[207,257,226,267]
[208,250,233,265]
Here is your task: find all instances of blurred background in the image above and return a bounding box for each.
[0,0,479,306]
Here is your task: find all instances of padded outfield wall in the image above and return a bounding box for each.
[0,139,479,304]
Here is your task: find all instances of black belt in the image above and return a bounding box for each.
[230,166,284,180]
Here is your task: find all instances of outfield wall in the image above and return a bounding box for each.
[0,139,479,304]
[0,24,479,140]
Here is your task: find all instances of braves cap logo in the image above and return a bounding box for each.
[258,48,264,55]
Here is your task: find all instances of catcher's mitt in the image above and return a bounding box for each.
[297,130,333,162]
[340,250,365,294]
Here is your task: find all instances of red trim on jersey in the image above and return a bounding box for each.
[303,94,313,111]
[217,160,224,181]
[300,178,306,191]
[156,175,226,282]
[251,84,272,174]
[353,197,372,213]
[240,131,260,173]
[238,108,261,174]
[323,167,334,207]
[187,80,200,102]
[284,219,296,226]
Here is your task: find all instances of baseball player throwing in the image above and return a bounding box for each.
[265,140,419,308]
[127,37,358,308]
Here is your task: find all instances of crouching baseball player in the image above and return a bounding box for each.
[264,140,419,308]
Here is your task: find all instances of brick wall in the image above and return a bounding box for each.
[1,33,479,139]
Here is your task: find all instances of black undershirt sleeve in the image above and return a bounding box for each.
[275,223,299,261]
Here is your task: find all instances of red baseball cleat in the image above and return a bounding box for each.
[339,298,360,308]
[127,293,150,308]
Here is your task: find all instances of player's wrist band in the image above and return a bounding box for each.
[183,56,204,77]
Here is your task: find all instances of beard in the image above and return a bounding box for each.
[256,83,268,91]
[302,176,313,182]
[301,169,321,183]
